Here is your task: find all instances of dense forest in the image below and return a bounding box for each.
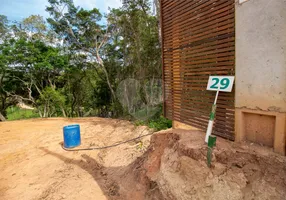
[0,0,170,128]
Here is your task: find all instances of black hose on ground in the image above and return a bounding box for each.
[61,132,154,151]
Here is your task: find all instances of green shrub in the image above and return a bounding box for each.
[134,120,145,126]
[135,115,172,131]
[6,106,40,121]
[147,116,172,131]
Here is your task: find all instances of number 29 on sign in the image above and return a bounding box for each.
[207,76,235,92]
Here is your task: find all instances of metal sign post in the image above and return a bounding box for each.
[205,90,219,143]
[207,135,217,167]
[205,76,235,143]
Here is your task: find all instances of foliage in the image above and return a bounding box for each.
[135,115,172,131]
[0,0,169,125]
[0,15,8,37]
[106,0,162,119]
[37,87,66,117]
[22,15,47,40]
[6,106,40,121]
[148,116,172,131]
[46,0,117,100]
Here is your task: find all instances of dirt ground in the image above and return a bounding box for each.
[0,118,154,200]
[1,118,286,200]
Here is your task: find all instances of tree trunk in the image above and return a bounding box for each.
[101,64,116,101]
[38,110,43,118]
[61,106,67,117]
[43,103,47,117]
[95,51,116,102]
[0,111,6,121]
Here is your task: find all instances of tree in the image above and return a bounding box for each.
[106,0,162,119]
[22,15,47,40]
[0,1,162,121]
[0,35,69,119]
[46,0,117,101]
[0,15,8,37]
[37,87,66,117]
[0,38,22,121]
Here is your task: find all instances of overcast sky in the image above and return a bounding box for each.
[0,0,122,22]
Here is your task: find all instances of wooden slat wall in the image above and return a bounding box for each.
[161,0,235,140]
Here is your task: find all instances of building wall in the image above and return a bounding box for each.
[168,0,286,155]
[161,0,236,140]
[236,0,286,112]
[235,0,286,155]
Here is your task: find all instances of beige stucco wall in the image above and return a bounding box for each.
[236,0,286,112]
[236,0,286,155]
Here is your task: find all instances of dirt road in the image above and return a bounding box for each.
[1,118,286,200]
[0,118,152,200]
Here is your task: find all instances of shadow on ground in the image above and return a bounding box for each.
[39,146,163,200]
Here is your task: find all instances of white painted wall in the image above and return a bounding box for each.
[236,0,286,112]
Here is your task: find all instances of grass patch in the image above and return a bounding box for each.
[6,106,40,121]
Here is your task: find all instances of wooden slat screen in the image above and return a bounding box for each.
[161,0,235,140]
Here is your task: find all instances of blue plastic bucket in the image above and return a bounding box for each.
[63,124,81,148]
